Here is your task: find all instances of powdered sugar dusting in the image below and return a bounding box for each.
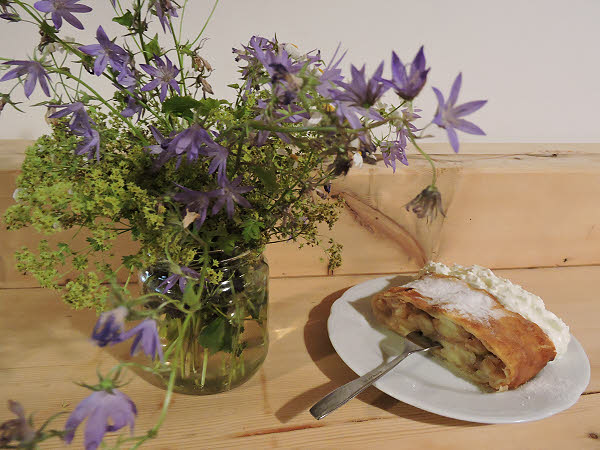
[405,276,505,323]
[419,261,570,358]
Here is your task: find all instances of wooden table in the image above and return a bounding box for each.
[0,266,598,449]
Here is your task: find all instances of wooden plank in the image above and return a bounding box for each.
[3,140,600,286]
[0,267,597,448]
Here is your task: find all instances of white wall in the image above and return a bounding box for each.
[1,0,599,144]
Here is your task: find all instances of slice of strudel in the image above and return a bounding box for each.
[371,262,570,391]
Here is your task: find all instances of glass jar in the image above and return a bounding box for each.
[138,249,269,395]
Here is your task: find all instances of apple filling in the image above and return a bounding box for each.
[375,296,509,390]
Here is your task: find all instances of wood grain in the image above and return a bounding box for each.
[0,266,597,448]
[4,143,600,286]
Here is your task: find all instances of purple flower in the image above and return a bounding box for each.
[381,128,409,172]
[173,185,215,228]
[252,40,301,81]
[156,124,215,168]
[146,125,172,155]
[316,43,347,97]
[152,0,178,32]
[121,96,143,120]
[48,102,93,135]
[1,3,20,22]
[49,102,101,160]
[378,47,429,101]
[331,64,388,128]
[203,143,229,183]
[140,55,180,102]
[432,73,487,153]
[34,0,92,30]
[76,127,101,161]
[118,319,163,361]
[159,265,201,294]
[79,26,128,76]
[91,306,128,347]
[0,400,36,447]
[333,63,389,109]
[211,176,253,218]
[115,60,137,89]
[0,60,50,98]
[405,185,445,222]
[64,389,136,450]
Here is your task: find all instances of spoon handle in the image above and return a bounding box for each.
[309,345,439,420]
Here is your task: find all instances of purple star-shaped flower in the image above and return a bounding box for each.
[316,43,347,98]
[146,125,171,153]
[64,389,136,450]
[333,63,389,109]
[432,73,487,153]
[79,26,128,76]
[173,184,215,228]
[121,96,143,120]
[116,63,136,89]
[331,63,388,129]
[75,127,101,161]
[156,124,215,167]
[0,60,50,98]
[48,102,102,160]
[158,265,201,294]
[153,0,178,32]
[140,55,180,102]
[34,0,92,30]
[203,143,229,183]
[118,319,163,361]
[211,176,253,219]
[378,47,429,101]
[48,102,93,135]
[91,306,128,347]
[381,128,409,172]
[251,40,301,81]
[0,400,36,446]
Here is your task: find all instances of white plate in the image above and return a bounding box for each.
[327,275,591,424]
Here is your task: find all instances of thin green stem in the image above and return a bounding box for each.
[409,135,437,186]
[168,19,188,97]
[49,53,73,102]
[128,368,176,450]
[189,0,219,48]
[178,0,189,42]
[13,0,44,25]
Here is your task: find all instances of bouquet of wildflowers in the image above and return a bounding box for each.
[0,0,486,448]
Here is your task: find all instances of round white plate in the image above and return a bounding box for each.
[327,275,591,423]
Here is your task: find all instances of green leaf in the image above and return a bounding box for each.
[195,98,224,116]
[144,34,161,57]
[198,317,231,354]
[162,96,202,119]
[242,219,264,243]
[216,234,239,253]
[254,165,277,191]
[112,11,134,28]
[122,255,142,270]
[227,83,240,89]
[179,43,194,56]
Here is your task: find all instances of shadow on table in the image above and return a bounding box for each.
[274,280,485,429]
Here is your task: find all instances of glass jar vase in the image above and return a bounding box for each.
[138,249,269,395]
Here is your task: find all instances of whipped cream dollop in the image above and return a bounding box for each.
[418,261,571,358]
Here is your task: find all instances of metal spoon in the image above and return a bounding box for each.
[309,333,441,420]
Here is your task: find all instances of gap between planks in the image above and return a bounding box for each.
[2,262,600,290]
